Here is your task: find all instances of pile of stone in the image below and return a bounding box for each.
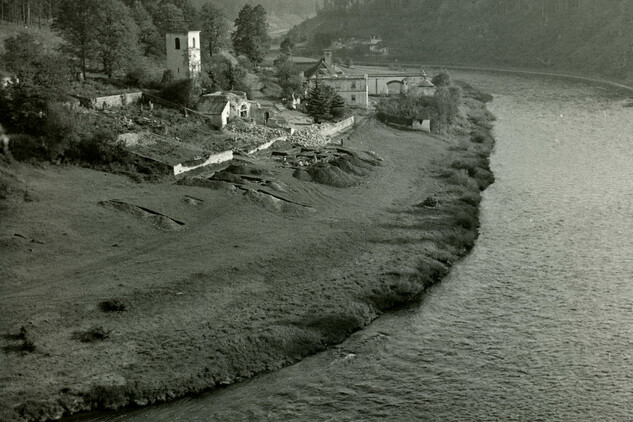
[224,122,287,148]
[287,125,328,147]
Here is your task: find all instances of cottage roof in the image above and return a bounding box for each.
[199,95,230,114]
[418,79,435,88]
[303,58,342,78]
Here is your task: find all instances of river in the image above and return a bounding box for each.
[79,72,633,421]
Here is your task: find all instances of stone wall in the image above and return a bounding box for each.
[75,92,143,109]
[319,116,355,137]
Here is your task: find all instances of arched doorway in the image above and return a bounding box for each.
[386,80,404,95]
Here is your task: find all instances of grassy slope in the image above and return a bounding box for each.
[0,92,495,421]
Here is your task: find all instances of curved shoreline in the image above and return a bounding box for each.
[2,89,495,422]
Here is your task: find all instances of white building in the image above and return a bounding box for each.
[166,31,201,80]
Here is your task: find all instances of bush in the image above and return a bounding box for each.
[470,128,491,143]
[446,229,477,252]
[125,57,164,88]
[432,70,451,87]
[454,209,479,230]
[75,326,110,343]
[8,134,47,161]
[99,299,127,312]
[459,190,481,207]
[441,168,478,190]
[418,196,438,208]
[467,108,496,129]
[159,79,203,109]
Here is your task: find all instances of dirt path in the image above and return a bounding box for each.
[1,110,493,421]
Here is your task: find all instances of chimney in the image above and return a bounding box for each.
[324,50,333,66]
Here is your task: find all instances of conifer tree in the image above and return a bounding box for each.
[306,79,335,123]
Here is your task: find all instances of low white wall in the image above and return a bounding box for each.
[319,116,355,138]
[247,136,287,155]
[173,150,233,176]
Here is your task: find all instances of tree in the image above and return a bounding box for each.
[306,79,336,123]
[130,0,163,57]
[0,33,69,134]
[330,94,348,119]
[232,4,271,64]
[93,0,140,78]
[153,2,187,36]
[280,36,295,58]
[200,2,229,59]
[275,55,303,97]
[53,0,99,81]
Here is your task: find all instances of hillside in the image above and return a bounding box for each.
[190,0,315,20]
[289,0,633,83]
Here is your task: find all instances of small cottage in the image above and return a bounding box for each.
[198,95,231,128]
[199,91,257,128]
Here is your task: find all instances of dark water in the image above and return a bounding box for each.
[87,73,633,421]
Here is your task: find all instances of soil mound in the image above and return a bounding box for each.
[98,200,185,231]
[291,148,383,188]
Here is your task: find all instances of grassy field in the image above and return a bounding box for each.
[0,86,495,421]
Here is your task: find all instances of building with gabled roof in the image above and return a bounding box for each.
[302,50,369,108]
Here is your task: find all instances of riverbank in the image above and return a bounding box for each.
[0,86,495,422]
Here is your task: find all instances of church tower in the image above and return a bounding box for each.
[166,31,201,80]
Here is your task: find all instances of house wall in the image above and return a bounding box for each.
[311,76,369,108]
[368,74,435,96]
[208,106,230,128]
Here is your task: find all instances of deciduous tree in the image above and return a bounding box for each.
[232,4,271,64]
[93,0,140,78]
[200,2,229,59]
[53,0,99,81]
[130,0,162,57]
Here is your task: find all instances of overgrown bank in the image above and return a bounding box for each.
[1,85,495,422]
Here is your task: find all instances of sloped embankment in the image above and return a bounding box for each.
[0,86,495,422]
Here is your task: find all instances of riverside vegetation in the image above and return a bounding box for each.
[0,77,495,421]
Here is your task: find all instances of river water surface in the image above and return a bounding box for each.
[86,72,633,421]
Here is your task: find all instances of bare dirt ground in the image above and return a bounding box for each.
[0,99,494,421]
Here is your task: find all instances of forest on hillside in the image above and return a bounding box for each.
[291,0,633,82]
[0,0,315,24]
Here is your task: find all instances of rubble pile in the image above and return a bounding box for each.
[225,122,287,146]
[286,125,329,147]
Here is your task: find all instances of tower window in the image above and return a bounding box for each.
[175,38,180,50]
[351,81,357,89]
[351,95,356,102]
[192,38,196,48]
